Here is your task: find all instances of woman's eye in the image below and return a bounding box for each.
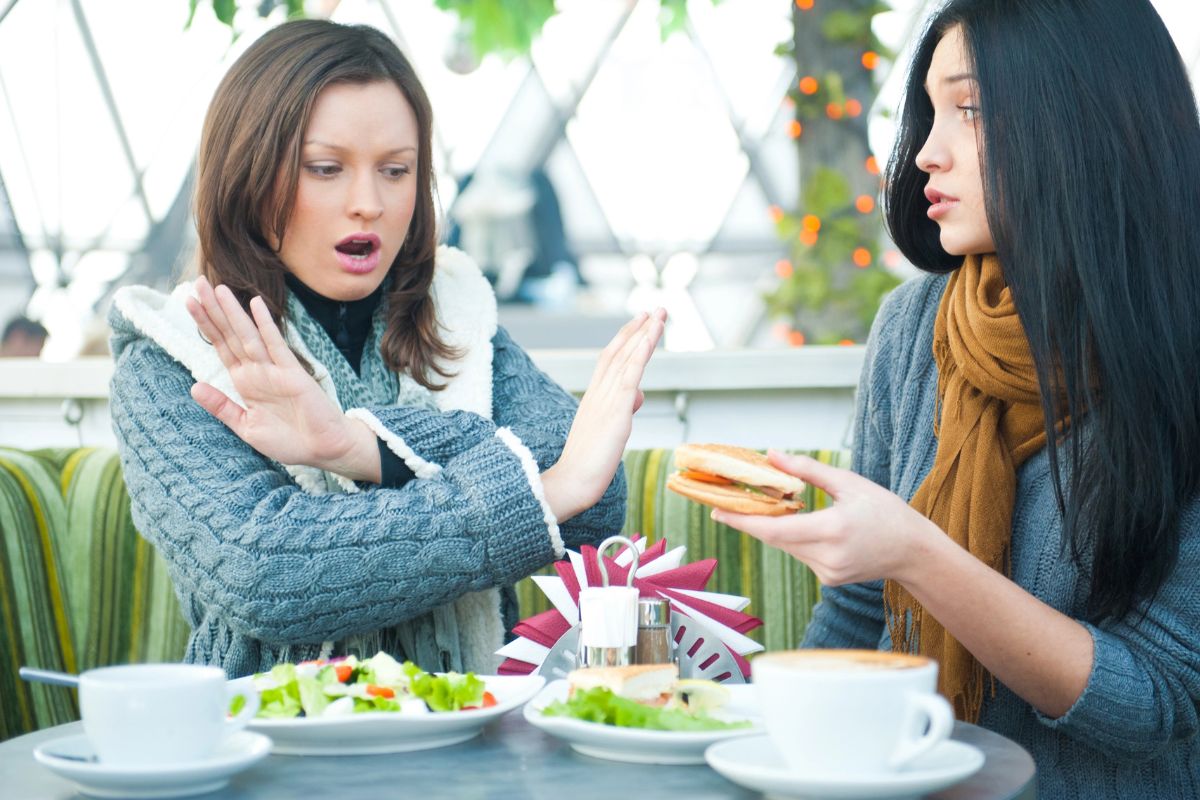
[957,105,979,122]
[381,165,411,180]
[305,164,341,178]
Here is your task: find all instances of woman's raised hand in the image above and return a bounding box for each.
[541,308,667,522]
[711,450,942,587]
[185,276,377,478]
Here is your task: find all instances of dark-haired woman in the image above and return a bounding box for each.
[717,1,1200,796]
[108,19,663,679]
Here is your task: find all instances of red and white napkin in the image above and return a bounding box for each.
[496,536,763,677]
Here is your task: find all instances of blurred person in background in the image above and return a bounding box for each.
[0,315,47,357]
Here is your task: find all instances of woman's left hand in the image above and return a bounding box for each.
[712,450,942,586]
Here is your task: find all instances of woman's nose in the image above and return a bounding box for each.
[347,174,384,221]
[915,127,948,174]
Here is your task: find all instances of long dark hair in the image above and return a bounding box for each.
[884,0,1200,622]
[196,19,457,390]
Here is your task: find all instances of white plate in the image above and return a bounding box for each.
[523,679,761,765]
[231,673,544,755]
[33,731,271,799]
[705,733,985,799]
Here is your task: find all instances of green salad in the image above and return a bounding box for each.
[541,686,752,732]
[232,651,494,719]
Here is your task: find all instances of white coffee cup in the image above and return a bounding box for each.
[79,663,259,766]
[752,649,954,775]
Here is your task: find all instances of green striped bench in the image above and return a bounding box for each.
[0,446,845,741]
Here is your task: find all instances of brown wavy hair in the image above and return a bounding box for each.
[195,19,458,390]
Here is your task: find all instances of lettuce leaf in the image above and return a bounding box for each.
[542,687,751,732]
[403,662,485,711]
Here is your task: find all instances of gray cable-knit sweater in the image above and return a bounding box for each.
[801,273,1200,798]
[107,291,624,680]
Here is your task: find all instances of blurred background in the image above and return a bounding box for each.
[0,0,1198,360]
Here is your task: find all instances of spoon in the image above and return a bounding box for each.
[19,667,80,689]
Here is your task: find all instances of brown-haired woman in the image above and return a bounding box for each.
[107,19,663,678]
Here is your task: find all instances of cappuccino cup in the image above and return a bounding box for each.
[752,649,953,775]
[79,663,259,767]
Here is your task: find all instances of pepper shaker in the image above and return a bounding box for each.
[634,597,674,665]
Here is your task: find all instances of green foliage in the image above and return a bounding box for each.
[185,0,302,33]
[185,1,723,59]
[763,1,900,345]
[434,0,556,60]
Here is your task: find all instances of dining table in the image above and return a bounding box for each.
[1,712,1035,800]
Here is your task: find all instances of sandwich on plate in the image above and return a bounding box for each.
[542,663,749,731]
[666,444,805,516]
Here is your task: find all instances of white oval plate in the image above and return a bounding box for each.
[705,734,985,799]
[523,679,761,765]
[230,673,544,755]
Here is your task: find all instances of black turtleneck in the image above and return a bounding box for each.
[284,273,383,375]
[284,273,414,489]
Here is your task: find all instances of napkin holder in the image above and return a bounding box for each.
[576,536,639,668]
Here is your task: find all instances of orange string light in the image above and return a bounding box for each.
[801,214,821,232]
[845,98,863,117]
[799,230,819,247]
[798,76,819,95]
[787,119,803,139]
[775,259,794,278]
[855,194,875,214]
[826,103,844,120]
[852,248,872,268]
[839,339,855,346]
[787,330,807,347]
[795,0,814,10]
[768,205,785,224]
[862,51,879,70]
[865,155,880,175]
[884,249,902,268]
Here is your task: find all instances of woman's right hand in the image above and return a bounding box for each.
[184,275,381,481]
[540,308,667,522]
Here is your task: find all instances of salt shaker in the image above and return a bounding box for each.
[634,597,674,665]
[577,536,640,668]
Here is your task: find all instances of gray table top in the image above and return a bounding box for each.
[1,714,1035,799]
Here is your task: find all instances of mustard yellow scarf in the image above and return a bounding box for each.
[884,254,1048,723]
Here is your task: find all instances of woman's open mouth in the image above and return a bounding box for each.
[334,233,382,274]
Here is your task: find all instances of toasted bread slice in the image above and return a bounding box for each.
[567,663,679,703]
[674,444,806,495]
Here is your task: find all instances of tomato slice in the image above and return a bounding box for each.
[482,691,497,708]
[366,684,395,699]
[334,664,353,683]
[678,470,733,485]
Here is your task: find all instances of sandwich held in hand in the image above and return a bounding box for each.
[667,444,805,516]
[542,664,750,732]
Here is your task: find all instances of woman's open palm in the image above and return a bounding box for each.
[185,276,358,468]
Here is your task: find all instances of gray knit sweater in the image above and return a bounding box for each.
[801,273,1200,798]
[107,268,623,680]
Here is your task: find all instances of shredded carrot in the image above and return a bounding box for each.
[366,684,395,699]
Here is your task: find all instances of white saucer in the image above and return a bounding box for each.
[33,731,272,799]
[705,734,985,799]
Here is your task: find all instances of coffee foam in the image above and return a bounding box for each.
[756,649,929,671]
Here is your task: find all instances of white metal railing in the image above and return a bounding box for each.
[0,347,864,451]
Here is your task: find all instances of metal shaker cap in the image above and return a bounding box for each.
[637,597,671,627]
